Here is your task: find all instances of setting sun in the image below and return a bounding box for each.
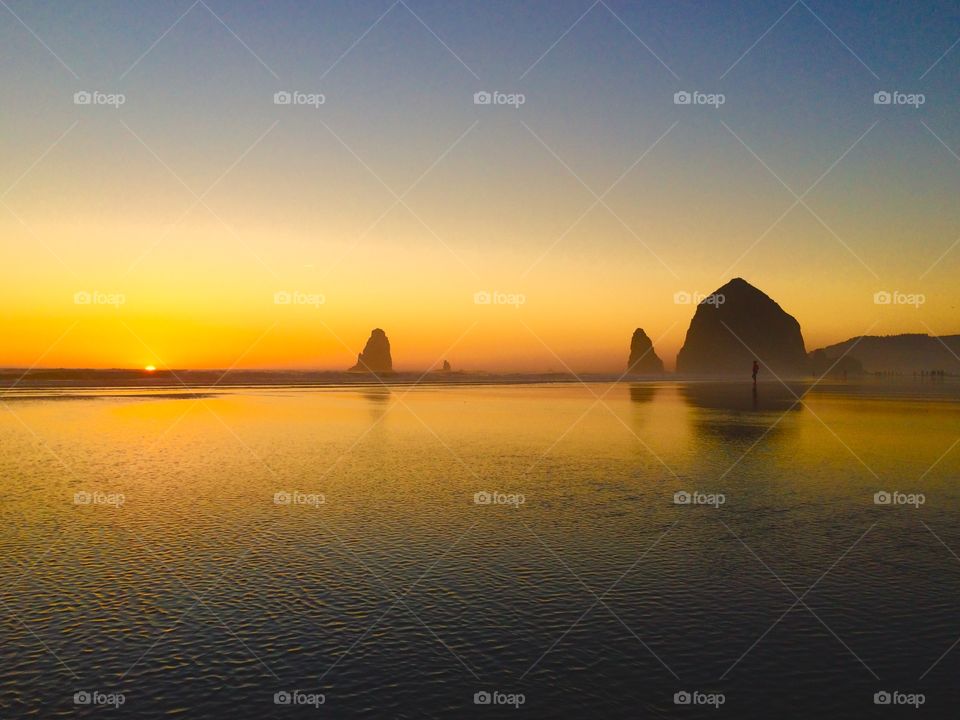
[144,365,156,372]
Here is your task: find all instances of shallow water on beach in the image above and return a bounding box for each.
[2,380,959,718]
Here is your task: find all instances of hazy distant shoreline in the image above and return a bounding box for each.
[0,369,654,390]
[0,368,955,395]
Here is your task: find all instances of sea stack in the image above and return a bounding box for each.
[348,328,393,373]
[676,278,807,376]
[627,328,664,374]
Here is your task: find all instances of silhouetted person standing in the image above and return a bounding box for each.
[752,359,760,387]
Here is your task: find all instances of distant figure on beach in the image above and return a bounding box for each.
[752,359,760,386]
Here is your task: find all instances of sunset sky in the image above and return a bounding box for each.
[1,0,959,371]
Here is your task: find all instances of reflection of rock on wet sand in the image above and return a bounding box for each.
[362,390,391,403]
[680,382,807,442]
[628,384,659,403]
[359,388,392,423]
[681,382,807,412]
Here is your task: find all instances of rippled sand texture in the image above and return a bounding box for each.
[1,382,959,718]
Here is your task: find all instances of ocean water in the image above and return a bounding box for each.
[1,380,959,718]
